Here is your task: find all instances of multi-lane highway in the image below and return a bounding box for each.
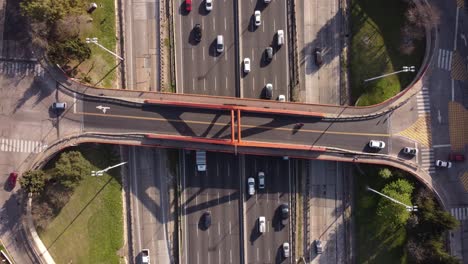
[181,151,241,264]
[243,155,291,264]
[239,0,289,99]
[175,0,289,99]
[176,0,237,96]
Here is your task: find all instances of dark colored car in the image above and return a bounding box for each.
[8,172,18,188]
[449,153,465,162]
[193,24,202,42]
[203,211,211,228]
[185,0,192,12]
[314,48,323,67]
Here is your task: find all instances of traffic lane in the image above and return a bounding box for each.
[239,0,288,99]
[81,104,233,139]
[184,152,241,264]
[181,0,236,96]
[389,136,419,161]
[244,155,290,264]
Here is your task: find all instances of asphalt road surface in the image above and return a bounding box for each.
[176,0,237,96]
[125,146,173,264]
[243,155,291,264]
[239,0,289,100]
[181,151,241,264]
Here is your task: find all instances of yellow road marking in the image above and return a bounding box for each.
[78,111,390,137]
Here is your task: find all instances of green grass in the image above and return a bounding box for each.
[354,165,408,264]
[349,0,425,106]
[37,144,123,263]
[77,0,117,88]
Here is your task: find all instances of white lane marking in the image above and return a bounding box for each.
[197,251,199,264]
[274,19,276,31]
[256,247,259,261]
[73,92,76,113]
[226,76,228,91]
[203,48,205,61]
[218,222,221,235]
[433,144,452,148]
[230,250,232,263]
[252,77,255,92]
[225,17,227,31]
[229,221,231,234]
[192,48,194,61]
[214,76,217,91]
[192,78,195,91]
[204,78,206,91]
[213,17,216,31]
[218,248,221,264]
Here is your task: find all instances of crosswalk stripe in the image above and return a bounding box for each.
[0,138,46,153]
[0,61,44,77]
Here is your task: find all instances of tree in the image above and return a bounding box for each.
[20,170,47,193]
[376,179,414,228]
[52,150,92,189]
[20,0,85,25]
[48,38,91,65]
[378,168,392,179]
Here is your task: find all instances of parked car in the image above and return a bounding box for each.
[435,160,452,168]
[278,94,285,102]
[52,102,67,110]
[254,10,261,26]
[248,177,255,195]
[193,24,202,42]
[203,211,212,228]
[185,0,192,12]
[314,48,323,66]
[264,46,273,62]
[368,140,385,149]
[315,240,323,254]
[258,216,266,233]
[205,0,213,11]
[449,153,465,162]
[8,172,18,188]
[216,35,224,53]
[403,147,418,155]
[243,58,251,73]
[264,0,271,3]
[264,83,273,99]
[283,242,290,258]
[258,171,265,189]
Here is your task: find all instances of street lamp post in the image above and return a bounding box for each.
[366,186,418,212]
[364,66,416,83]
[85,37,124,61]
[91,161,127,177]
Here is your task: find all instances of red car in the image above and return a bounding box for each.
[448,153,465,162]
[8,172,18,188]
[185,0,192,12]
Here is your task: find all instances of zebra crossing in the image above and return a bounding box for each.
[0,138,47,153]
[420,148,435,174]
[416,87,431,116]
[437,49,452,71]
[0,61,44,77]
[451,207,468,221]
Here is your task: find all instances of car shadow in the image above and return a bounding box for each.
[255,0,268,12]
[208,39,222,57]
[248,15,257,32]
[198,1,210,16]
[198,214,208,231]
[3,179,13,192]
[249,219,261,244]
[275,244,284,263]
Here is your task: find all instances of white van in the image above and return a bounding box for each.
[216,35,224,53]
[277,30,284,46]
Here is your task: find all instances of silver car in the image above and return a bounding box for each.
[248,177,255,195]
[283,242,290,258]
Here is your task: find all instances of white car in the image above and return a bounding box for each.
[248,177,255,195]
[254,10,261,26]
[277,30,284,46]
[283,242,290,258]
[205,0,213,11]
[141,249,150,263]
[258,216,266,233]
[264,0,271,3]
[258,171,265,189]
[403,147,418,155]
[278,94,285,102]
[435,160,452,168]
[368,140,385,149]
[244,58,251,73]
